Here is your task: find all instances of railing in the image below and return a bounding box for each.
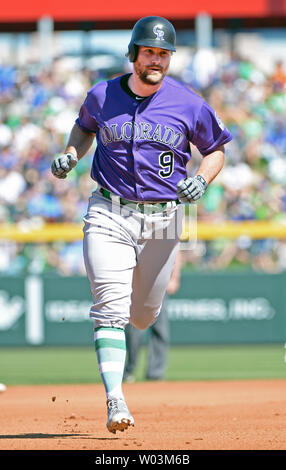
[1,220,286,243]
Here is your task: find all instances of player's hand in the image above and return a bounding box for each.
[51,153,78,179]
[177,175,208,203]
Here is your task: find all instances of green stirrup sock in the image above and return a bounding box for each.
[94,326,126,399]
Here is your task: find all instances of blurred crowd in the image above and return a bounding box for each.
[0,44,286,276]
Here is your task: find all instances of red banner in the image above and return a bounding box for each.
[0,0,284,22]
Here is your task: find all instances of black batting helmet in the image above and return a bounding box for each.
[127,16,176,62]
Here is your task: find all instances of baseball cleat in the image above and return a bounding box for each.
[106,397,134,434]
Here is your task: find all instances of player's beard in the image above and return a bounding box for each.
[134,62,168,85]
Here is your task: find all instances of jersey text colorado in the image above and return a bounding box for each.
[100,122,184,149]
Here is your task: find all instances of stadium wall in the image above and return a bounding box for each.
[0,272,285,346]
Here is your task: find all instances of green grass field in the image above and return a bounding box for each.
[0,344,285,385]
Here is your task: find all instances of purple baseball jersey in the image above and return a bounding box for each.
[76,74,232,201]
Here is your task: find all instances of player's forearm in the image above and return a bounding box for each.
[195,146,225,185]
[64,124,95,160]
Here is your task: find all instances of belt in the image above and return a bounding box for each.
[99,187,180,214]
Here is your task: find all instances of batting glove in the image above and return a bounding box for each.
[51,153,78,179]
[177,175,208,203]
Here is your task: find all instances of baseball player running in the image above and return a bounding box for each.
[51,16,232,434]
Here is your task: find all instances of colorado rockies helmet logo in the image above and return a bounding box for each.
[153,24,164,40]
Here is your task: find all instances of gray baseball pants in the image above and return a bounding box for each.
[83,189,183,330]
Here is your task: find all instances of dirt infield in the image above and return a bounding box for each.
[1,379,286,450]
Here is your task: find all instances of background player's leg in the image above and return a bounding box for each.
[146,296,169,380]
[124,324,144,382]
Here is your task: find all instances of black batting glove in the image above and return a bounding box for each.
[177,175,208,203]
